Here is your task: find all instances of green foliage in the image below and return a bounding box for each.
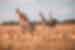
[1,21,19,25]
[62,19,75,24]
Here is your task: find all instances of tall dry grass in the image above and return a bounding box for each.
[0,24,74,50]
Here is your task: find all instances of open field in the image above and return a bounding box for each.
[0,24,74,50]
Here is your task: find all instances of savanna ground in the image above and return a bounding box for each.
[0,24,75,50]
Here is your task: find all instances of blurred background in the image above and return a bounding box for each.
[0,0,73,24]
[0,0,74,50]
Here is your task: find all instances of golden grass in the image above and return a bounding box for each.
[0,24,74,50]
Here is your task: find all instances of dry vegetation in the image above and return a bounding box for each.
[0,24,74,50]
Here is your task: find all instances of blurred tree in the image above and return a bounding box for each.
[2,21,19,25]
[62,19,75,24]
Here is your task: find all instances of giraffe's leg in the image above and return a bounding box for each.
[21,26,26,34]
[29,25,35,37]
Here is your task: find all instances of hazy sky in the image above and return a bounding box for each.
[0,0,73,23]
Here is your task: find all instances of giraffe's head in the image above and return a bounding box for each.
[16,8,23,17]
[16,8,29,21]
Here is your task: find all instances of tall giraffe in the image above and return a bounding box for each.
[16,8,31,33]
[48,10,57,26]
[39,11,47,25]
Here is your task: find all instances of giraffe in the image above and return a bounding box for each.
[39,10,57,27]
[48,10,57,26]
[16,8,32,33]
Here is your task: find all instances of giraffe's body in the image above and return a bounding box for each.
[19,16,31,32]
